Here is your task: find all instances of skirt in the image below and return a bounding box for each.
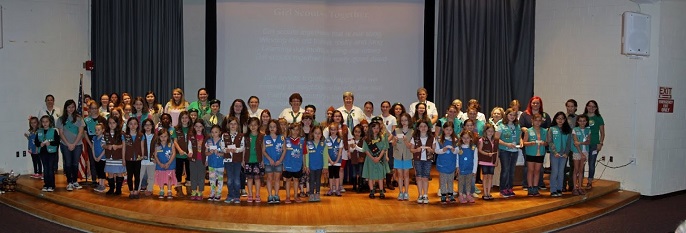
[154,170,177,187]
[362,157,390,180]
[104,160,126,174]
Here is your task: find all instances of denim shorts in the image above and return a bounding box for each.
[481,165,495,175]
[394,159,413,170]
[264,164,283,173]
[414,160,432,178]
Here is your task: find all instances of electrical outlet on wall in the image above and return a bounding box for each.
[16,151,19,157]
[609,156,613,162]
[630,157,637,165]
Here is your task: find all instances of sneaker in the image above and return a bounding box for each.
[422,195,429,204]
[315,194,321,202]
[275,195,281,203]
[225,198,234,203]
[340,187,346,193]
[449,196,457,203]
[369,190,375,199]
[240,189,247,197]
[533,187,541,197]
[255,196,261,203]
[335,190,342,196]
[41,187,48,192]
[325,190,333,196]
[417,196,424,204]
[522,186,528,191]
[167,191,173,199]
[474,187,481,194]
[500,190,509,198]
[379,191,385,199]
[472,193,479,198]
[508,189,516,197]
[539,185,547,190]
[247,196,253,203]
[467,195,475,203]
[72,182,83,189]
[440,196,447,204]
[398,193,404,201]
[41,176,44,180]
[47,187,54,192]
[437,190,442,197]
[404,192,410,201]
[527,187,534,197]
[234,198,241,204]
[267,195,274,204]
[66,183,74,191]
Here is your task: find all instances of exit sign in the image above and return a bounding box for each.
[658,87,674,113]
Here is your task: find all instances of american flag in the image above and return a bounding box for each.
[77,74,89,180]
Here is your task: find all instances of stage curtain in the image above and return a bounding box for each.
[91,0,184,103]
[435,0,535,116]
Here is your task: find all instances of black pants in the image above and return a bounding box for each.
[175,157,190,184]
[31,153,42,174]
[126,160,141,191]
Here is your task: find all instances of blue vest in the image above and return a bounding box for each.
[307,140,325,170]
[206,137,224,168]
[458,145,476,175]
[37,128,57,153]
[92,135,106,159]
[283,137,304,172]
[326,136,342,162]
[155,142,175,170]
[525,127,548,156]
[263,135,285,166]
[28,131,38,154]
[436,139,457,174]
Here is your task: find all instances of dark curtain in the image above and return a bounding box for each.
[91,0,184,103]
[435,0,535,117]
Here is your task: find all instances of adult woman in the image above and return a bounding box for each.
[279,93,305,123]
[583,100,605,189]
[164,88,189,127]
[408,88,438,125]
[187,88,211,119]
[56,99,85,191]
[247,96,264,118]
[37,94,62,127]
[337,91,363,128]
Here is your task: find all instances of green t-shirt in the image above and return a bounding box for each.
[249,134,258,163]
[588,115,604,145]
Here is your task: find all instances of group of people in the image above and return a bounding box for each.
[25,87,605,205]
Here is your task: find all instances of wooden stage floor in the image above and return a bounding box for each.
[2,171,639,233]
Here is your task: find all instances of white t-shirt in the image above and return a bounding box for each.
[248,108,263,118]
[379,114,397,135]
[279,108,305,123]
[409,101,439,120]
[337,105,364,127]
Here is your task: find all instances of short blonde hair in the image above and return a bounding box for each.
[342,91,354,100]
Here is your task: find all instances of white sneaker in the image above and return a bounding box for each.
[66,183,74,191]
[437,190,442,197]
[47,187,54,192]
[340,187,346,193]
[41,187,48,192]
[72,182,83,189]
[417,196,423,204]
[422,195,429,204]
[472,193,480,198]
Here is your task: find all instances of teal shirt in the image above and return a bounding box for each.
[187,101,212,119]
[525,127,547,156]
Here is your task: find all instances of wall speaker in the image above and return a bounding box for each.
[622,11,651,56]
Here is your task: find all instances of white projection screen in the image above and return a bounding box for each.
[217,0,424,120]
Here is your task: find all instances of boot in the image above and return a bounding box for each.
[115,177,124,195]
[175,185,185,198]
[106,178,115,195]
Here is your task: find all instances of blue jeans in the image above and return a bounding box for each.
[60,144,82,184]
[587,144,599,181]
[549,154,567,192]
[40,152,58,188]
[225,162,242,199]
[498,150,518,190]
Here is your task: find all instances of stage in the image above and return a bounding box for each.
[0,172,639,232]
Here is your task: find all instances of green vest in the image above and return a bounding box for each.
[525,127,547,156]
[37,128,58,153]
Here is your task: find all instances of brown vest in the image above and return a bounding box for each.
[413,136,435,161]
[123,132,143,161]
[478,137,499,164]
[189,134,207,161]
[222,132,244,161]
[104,131,123,160]
[348,139,365,165]
[242,133,264,163]
[174,127,189,154]
[141,133,156,161]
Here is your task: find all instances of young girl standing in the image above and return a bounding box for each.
[325,123,343,196]
[496,108,522,198]
[348,124,366,193]
[140,119,156,196]
[206,124,226,201]
[25,117,41,179]
[362,122,390,199]
[36,116,59,192]
[478,124,499,200]
[92,124,107,193]
[547,112,572,197]
[434,121,458,204]
[263,119,285,204]
[305,125,326,202]
[283,122,308,203]
[583,100,605,189]
[571,115,590,195]
[154,129,176,199]
[57,99,85,191]
[173,111,192,197]
[221,116,245,203]
[391,113,413,200]
[104,117,125,196]
[123,118,143,199]
[523,114,548,197]
[457,131,478,203]
[133,97,150,126]
[188,119,207,201]
[410,119,434,203]
[243,117,265,203]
